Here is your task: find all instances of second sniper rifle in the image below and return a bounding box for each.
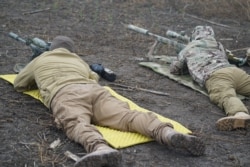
[124,24,189,54]
[125,24,248,66]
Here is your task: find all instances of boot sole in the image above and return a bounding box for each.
[74,150,122,167]
[170,134,205,156]
[216,117,250,131]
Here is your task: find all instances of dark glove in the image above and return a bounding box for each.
[90,64,116,82]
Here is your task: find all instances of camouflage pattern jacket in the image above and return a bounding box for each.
[170,36,235,87]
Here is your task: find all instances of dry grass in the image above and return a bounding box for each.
[173,0,250,21]
[126,0,250,21]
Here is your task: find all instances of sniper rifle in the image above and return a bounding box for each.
[9,32,51,60]
[124,24,189,53]
[124,24,248,67]
[8,32,116,82]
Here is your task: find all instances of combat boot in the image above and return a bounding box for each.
[216,112,250,131]
[161,127,205,156]
[74,145,122,167]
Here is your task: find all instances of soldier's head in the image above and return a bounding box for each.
[191,26,215,41]
[49,36,75,52]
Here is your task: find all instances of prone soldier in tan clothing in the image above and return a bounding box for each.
[14,36,205,166]
[170,26,250,131]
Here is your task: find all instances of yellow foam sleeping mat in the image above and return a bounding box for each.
[0,74,191,149]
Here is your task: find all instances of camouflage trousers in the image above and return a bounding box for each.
[50,83,172,153]
[205,67,250,116]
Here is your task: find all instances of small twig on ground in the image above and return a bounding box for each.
[108,83,169,96]
[111,87,135,92]
[230,47,250,52]
[19,141,39,151]
[23,8,50,15]
[209,110,225,117]
[185,14,231,28]
[49,138,61,149]
[204,134,249,143]
[64,151,80,162]
[146,40,160,61]
[219,38,234,41]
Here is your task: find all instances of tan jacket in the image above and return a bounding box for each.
[14,48,99,108]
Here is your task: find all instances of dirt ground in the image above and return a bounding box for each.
[1,0,250,167]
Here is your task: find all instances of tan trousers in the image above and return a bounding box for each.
[50,84,171,153]
[205,67,250,116]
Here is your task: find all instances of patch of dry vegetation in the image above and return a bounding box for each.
[118,0,250,21]
[172,0,250,21]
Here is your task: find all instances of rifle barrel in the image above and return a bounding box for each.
[9,32,27,44]
[127,24,149,35]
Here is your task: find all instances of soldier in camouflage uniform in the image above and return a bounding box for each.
[170,26,250,131]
